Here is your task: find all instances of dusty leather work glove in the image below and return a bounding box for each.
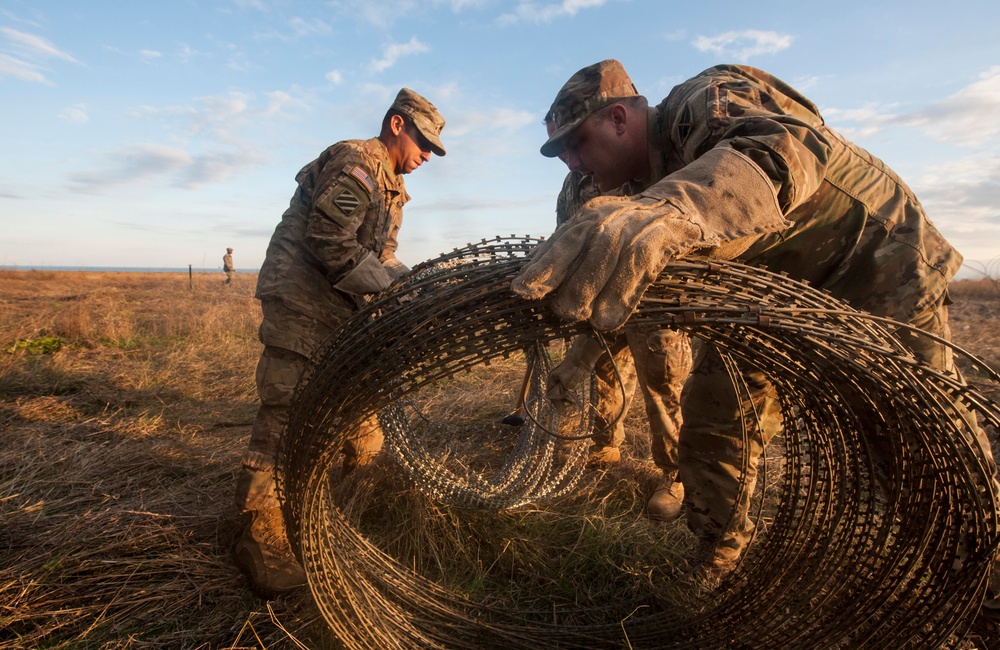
[512,148,789,331]
[547,334,605,413]
[516,195,699,329]
[333,253,394,295]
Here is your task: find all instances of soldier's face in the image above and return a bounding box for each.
[397,123,433,174]
[557,113,630,192]
[386,115,433,175]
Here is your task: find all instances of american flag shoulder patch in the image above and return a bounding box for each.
[349,165,374,193]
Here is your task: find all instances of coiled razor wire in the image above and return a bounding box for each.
[277,236,1000,649]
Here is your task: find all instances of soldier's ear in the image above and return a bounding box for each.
[389,113,407,136]
[610,104,629,135]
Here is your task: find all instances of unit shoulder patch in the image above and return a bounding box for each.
[314,169,374,228]
[333,188,361,214]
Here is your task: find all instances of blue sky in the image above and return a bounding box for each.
[2,0,999,278]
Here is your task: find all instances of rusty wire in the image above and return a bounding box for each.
[278,236,1000,649]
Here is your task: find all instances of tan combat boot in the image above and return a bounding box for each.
[586,445,622,466]
[685,536,743,592]
[646,479,684,522]
[234,507,307,598]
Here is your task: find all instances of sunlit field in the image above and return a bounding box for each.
[1,270,998,648]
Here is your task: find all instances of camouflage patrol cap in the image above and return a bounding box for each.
[390,88,447,156]
[540,59,638,158]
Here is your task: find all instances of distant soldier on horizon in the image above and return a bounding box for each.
[223,247,235,285]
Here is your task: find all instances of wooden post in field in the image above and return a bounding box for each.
[189,264,193,290]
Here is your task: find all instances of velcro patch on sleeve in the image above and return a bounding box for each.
[314,172,373,228]
[333,188,361,214]
[349,165,375,193]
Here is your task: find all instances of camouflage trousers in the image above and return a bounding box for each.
[235,298,383,513]
[678,295,1000,568]
[591,328,693,476]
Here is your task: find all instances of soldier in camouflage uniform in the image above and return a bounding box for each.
[548,168,694,521]
[513,60,1000,601]
[223,247,235,285]
[234,88,446,597]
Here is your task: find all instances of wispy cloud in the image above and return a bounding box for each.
[58,104,89,123]
[820,103,901,140]
[916,156,1000,213]
[436,0,491,10]
[411,193,548,213]
[825,67,1000,148]
[498,0,610,25]
[262,89,309,116]
[71,87,311,193]
[897,66,1000,147]
[910,155,1000,267]
[287,16,332,37]
[130,88,312,142]
[692,29,793,61]
[368,37,429,73]
[67,143,265,193]
[1,27,78,62]
[232,0,267,10]
[139,49,162,63]
[327,0,487,29]
[0,52,46,82]
[69,144,193,193]
[329,0,418,29]
[326,69,343,84]
[0,26,80,84]
[0,181,26,199]
[445,107,536,138]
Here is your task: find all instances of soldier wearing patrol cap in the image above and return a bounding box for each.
[514,59,1000,618]
[543,116,694,525]
[234,88,446,597]
[499,161,693,521]
[223,247,235,284]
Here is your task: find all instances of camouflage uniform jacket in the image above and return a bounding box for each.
[556,171,600,228]
[223,253,234,273]
[256,137,409,325]
[624,64,962,322]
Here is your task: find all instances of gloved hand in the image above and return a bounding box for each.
[333,253,394,295]
[382,257,411,281]
[513,195,699,330]
[511,147,789,331]
[547,334,605,413]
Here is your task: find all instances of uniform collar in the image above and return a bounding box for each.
[366,137,408,201]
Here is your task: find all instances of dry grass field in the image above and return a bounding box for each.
[1,269,999,649]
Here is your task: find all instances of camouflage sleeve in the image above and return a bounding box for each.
[379,210,402,263]
[303,146,379,282]
[655,65,832,216]
[378,213,409,279]
[555,171,600,228]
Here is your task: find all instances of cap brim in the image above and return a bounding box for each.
[539,119,582,158]
[426,137,446,157]
[412,118,446,156]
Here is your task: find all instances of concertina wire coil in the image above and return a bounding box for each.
[276,236,1000,649]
